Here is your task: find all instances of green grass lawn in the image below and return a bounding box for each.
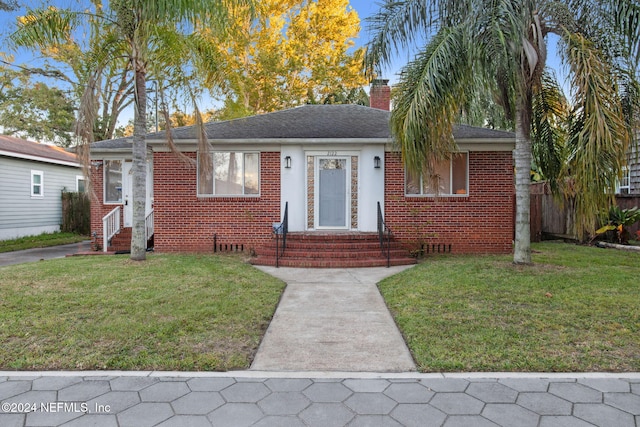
[2,242,638,373]
[0,254,285,371]
[379,242,640,372]
[0,232,88,253]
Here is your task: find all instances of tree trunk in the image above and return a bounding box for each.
[130,57,147,261]
[513,100,532,264]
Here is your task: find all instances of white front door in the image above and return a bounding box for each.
[316,157,350,229]
[122,160,133,227]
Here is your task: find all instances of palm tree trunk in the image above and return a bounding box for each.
[130,57,147,261]
[513,101,532,264]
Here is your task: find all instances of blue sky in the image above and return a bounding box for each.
[0,1,568,117]
[0,0,412,122]
[0,1,399,80]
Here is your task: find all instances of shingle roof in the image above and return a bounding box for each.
[0,134,79,165]
[90,104,514,150]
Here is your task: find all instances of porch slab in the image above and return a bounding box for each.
[251,266,417,372]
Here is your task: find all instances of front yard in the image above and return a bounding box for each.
[379,242,640,372]
[0,254,285,371]
[0,242,638,372]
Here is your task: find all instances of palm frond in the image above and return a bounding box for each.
[364,0,435,74]
[391,25,470,175]
[563,31,631,238]
[607,0,640,67]
[74,73,99,144]
[132,0,254,33]
[471,0,529,114]
[10,7,80,49]
[531,70,569,190]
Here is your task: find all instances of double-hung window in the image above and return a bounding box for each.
[31,170,43,197]
[198,152,259,196]
[616,166,630,195]
[104,160,123,203]
[406,152,468,196]
[76,175,86,193]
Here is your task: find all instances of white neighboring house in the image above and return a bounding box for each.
[0,135,82,240]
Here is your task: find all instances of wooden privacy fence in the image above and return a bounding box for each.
[61,191,90,235]
[530,183,640,241]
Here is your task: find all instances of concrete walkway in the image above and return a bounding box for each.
[0,241,91,267]
[251,266,417,372]
[0,371,638,426]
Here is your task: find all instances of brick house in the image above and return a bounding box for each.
[89,81,515,265]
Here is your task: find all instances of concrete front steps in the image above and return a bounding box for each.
[250,232,417,268]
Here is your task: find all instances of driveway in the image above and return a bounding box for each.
[0,241,91,267]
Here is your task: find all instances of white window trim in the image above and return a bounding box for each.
[76,175,86,192]
[405,152,469,197]
[197,151,261,197]
[104,159,124,204]
[31,170,44,198]
[616,166,630,194]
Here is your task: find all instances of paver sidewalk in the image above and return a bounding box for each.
[251,266,417,372]
[0,372,638,426]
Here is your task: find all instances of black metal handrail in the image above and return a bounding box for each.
[274,202,288,268]
[377,201,391,268]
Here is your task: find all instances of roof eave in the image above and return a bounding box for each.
[148,138,392,152]
[146,137,514,152]
[0,149,80,167]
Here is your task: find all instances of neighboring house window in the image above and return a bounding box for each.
[76,175,86,192]
[104,160,123,203]
[406,153,468,196]
[616,166,630,194]
[31,170,43,197]
[198,152,260,196]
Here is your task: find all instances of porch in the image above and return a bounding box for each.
[99,206,154,253]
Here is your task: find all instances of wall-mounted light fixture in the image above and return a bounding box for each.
[284,156,292,169]
[374,156,381,169]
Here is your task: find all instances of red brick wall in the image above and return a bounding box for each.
[384,151,514,254]
[153,151,280,252]
[370,81,391,111]
[90,150,512,255]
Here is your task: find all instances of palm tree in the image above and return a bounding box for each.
[12,0,252,260]
[366,1,638,264]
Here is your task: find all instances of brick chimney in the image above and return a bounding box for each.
[370,79,391,111]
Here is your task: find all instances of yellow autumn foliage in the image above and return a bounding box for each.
[210,0,366,115]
